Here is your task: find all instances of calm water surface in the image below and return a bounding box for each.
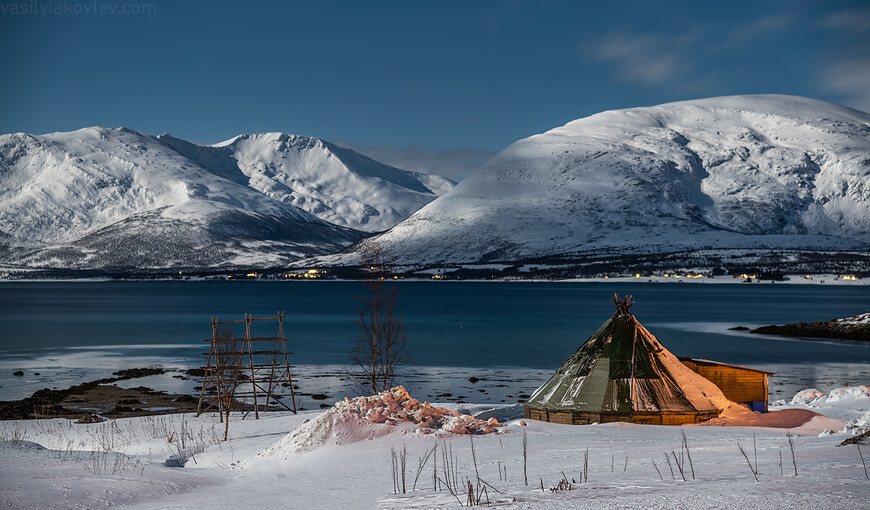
[0,281,868,401]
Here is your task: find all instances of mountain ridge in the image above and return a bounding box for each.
[158,131,454,232]
[331,94,870,268]
[3,94,868,274]
[0,126,452,270]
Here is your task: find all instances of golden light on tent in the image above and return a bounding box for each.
[523,294,772,426]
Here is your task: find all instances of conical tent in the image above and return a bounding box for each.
[524,296,730,425]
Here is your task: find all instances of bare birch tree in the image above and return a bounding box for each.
[214,326,243,441]
[350,243,410,394]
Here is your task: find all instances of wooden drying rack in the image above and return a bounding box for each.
[196,313,297,419]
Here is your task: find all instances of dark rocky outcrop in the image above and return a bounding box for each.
[751,318,870,341]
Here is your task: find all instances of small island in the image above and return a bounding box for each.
[751,312,870,341]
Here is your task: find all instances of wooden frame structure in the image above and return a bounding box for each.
[196,313,297,419]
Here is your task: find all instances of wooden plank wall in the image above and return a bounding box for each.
[681,361,768,405]
[523,406,719,426]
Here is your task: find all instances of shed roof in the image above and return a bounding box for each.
[678,357,775,375]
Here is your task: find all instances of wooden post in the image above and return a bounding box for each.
[629,319,637,411]
[246,313,259,419]
[196,316,218,417]
[278,312,297,412]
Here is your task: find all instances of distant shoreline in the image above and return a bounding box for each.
[0,273,867,285]
[561,274,867,285]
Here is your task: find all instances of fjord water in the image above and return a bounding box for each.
[0,281,868,401]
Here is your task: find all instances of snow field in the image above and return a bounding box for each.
[0,386,868,509]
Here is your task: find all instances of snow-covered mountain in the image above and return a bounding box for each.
[4,95,868,273]
[157,133,454,233]
[349,95,870,265]
[0,127,451,270]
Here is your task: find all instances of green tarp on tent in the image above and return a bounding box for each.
[525,302,728,421]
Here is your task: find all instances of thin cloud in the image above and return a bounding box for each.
[333,141,496,182]
[819,7,870,35]
[817,8,870,112]
[721,13,794,47]
[591,14,793,92]
[822,59,870,113]
[593,30,683,87]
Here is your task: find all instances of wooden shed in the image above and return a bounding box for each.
[679,358,773,412]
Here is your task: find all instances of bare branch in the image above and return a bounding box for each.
[349,242,410,394]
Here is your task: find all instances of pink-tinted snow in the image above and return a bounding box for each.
[698,404,846,434]
[257,386,503,457]
[330,386,502,434]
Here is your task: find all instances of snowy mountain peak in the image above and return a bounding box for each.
[159,131,455,232]
[0,126,455,270]
[359,94,870,265]
[0,126,368,270]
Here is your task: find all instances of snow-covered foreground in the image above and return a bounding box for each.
[1,387,868,510]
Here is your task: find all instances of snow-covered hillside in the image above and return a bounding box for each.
[158,133,454,232]
[0,127,451,270]
[356,95,870,265]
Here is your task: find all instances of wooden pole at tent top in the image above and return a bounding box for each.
[610,294,638,408]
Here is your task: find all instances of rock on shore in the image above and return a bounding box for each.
[751,312,870,341]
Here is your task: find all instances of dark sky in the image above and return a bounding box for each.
[1,0,867,177]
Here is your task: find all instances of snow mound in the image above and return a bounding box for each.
[791,388,827,405]
[842,410,870,436]
[258,387,503,457]
[787,385,870,407]
[698,404,846,435]
[773,385,870,435]
[814,387,870,434]
[258,412,394,457]
[0,440,46,451]
[825,385,870,402]
[327,386,503,434]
